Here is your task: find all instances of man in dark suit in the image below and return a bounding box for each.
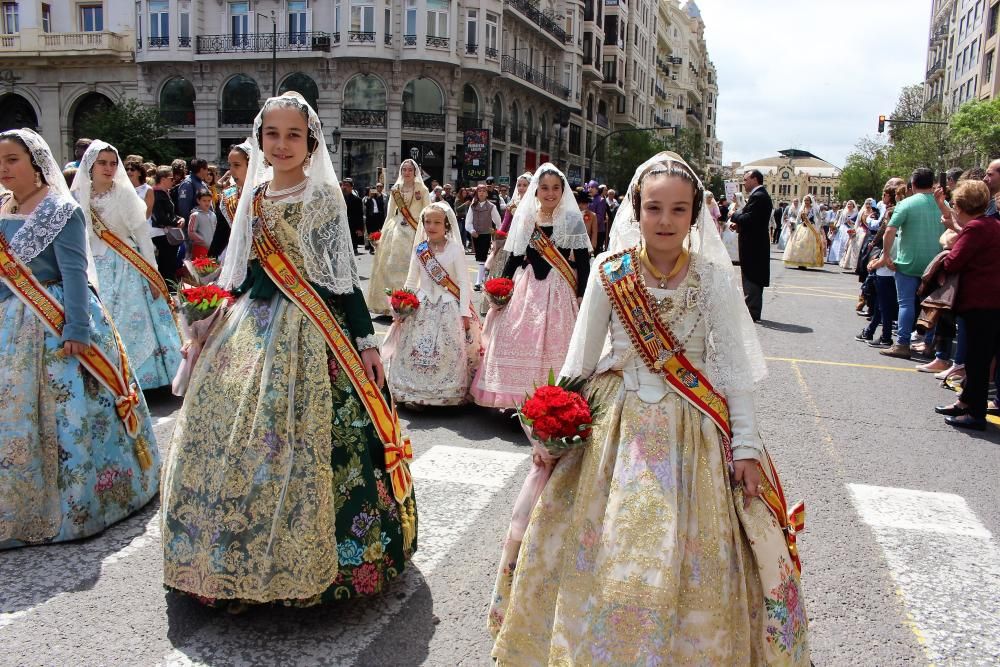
[730,169,773,322]
[363,186,386,254]
[341,178,366,255]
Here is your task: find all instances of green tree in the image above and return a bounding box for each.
[838,136,891,203]
[78,98,177,164]
[948,97,1000,161]
[601,127,708,193]
[706,171,725,198]
[885,84,952,173]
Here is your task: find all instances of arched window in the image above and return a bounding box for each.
[220,74,260,125]
[159,77,196,126]
[0,93,38,132]
[343,74,388,127]
[402,78,443,114]
[492,94,503,125]
[510,101,520,133]
[461,84,479,118]
[279,72,319,111]
[71,92,113,141]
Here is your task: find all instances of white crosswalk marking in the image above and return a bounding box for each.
[848,483,1000,665]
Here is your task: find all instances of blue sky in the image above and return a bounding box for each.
[694,0,930,167]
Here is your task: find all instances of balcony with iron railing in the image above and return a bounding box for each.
[492,123,507,141]
[196,31,332,54]
[458,115,482,131]
[485,46,499,59]
[402,111,445,131]
[686,107,703,122]
[426,35,449,48]
[384,33,393,46]
[504,0,572,44]
[509,127,523,144]
[348,31,375,44]
[342,109,387,128]
[465,42,478,55]
[403,34,417,46]
[501,55,570,99]
[526,131,538,145]
[924,91,943,109]
[926,59,944,80]
[148,36,169,48]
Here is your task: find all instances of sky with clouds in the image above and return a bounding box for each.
[693,0,930,168]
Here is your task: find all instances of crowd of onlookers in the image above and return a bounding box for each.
[844,161,1000,432]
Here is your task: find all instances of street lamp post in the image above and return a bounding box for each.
[257,11,277,96]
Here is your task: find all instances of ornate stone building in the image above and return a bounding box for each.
[739,149,841,207]
[923,0,999,115]
[0,0,724,183]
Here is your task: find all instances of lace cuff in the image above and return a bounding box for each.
[355,334,378,351]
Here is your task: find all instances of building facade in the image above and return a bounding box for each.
[923,0,999,114]
[1,0,723,185]
[738,149,841,207]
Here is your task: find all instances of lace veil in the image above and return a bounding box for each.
[604,151,767,392]
[412,201,463,252]
[219,92,359,294]
[504,163,592,255]
[70,140,156,265]
[0,128,98,284]
[384,159,430,227]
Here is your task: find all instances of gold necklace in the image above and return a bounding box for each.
[640,247,688,289]
[10,184,46,214]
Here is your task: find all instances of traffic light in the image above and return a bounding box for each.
[878,115,886,133]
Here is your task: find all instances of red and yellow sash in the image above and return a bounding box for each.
[529,227,577,292]
[414,240,461,301]
[391,188,420,231]
[221,187,240,225]
[251,190,414,512]
[0,233,152,469]
[91,207,171,301]
[599,249,804,572]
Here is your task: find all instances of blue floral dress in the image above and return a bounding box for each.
[0,196,160,550]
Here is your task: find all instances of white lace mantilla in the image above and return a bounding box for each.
[9,193,78,264]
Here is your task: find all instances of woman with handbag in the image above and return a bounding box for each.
[933,180,1000,431]
[150,165,185,282]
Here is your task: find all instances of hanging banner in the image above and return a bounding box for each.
[463,129,489,182]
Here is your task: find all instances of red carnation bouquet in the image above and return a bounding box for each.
[484,277,514,308]
[171,285,233,397]
[386,288,420,318]
[518,371,597,457]
[494,230,508,240]
[369,231,382,245]
[183,256,221,285]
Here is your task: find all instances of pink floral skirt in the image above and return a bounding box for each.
[471,265,578,409]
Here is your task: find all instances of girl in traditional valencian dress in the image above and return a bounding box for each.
[366,159,429,316]
[489,153,809,665]
[382,202,482,406]
[0,129,159,550]
[210,139,250,258]
[840,198,874,272]
[471,164,592,409]
[782,193,825,269]
[71,141,182,389]
[161,93,417,608]
[827,199,857,265]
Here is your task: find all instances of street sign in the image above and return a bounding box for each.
[498,176,510,186]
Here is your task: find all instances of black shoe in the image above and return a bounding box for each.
[944,415,987,431]
[473,284,482,292]
[868,339,892,348]
[855,331,873,342]
[935,403,968,417]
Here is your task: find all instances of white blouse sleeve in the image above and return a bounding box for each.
[453,244,472,313]
[402,250,421,292]
[465,206,475,233]
[491,204,502,228]
[559,254,612,380]
[727,389,762,461]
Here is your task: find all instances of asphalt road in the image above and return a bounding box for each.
[1,248,998,666]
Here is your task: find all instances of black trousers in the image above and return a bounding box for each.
[742,275,764,321]
[958,308,1000,419]
[152,235,180,283]
[472,232,492,262]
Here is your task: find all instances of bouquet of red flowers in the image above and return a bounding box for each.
[494,230,508,240]
[518,371,597,457]
[386,288,420,318]
[847,228,857,237]
[183,256,221,285]
[171,285,233,397]
[369,231,382,246]
[484,277,514,308]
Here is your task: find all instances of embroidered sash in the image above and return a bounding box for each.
[251,190,414,507]
[91,207,171,301]
[599,249,804,572]
[529,227,577,292]
[0,234,152,468]
[391,188,419,230]
[221,187,240,225]
[415,241,461,301]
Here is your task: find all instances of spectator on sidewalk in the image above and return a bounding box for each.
[880,168,944,359]
[934,180,1000,431]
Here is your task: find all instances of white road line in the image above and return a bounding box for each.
[848,483,1000,665]
[161,444,529,666]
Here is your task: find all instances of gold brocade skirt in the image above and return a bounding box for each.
[782,225,825,268]
[490,373,809,666]
[366,217,416,316]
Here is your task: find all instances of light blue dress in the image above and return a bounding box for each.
[0,197,159,550]
[90,192,182,389]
